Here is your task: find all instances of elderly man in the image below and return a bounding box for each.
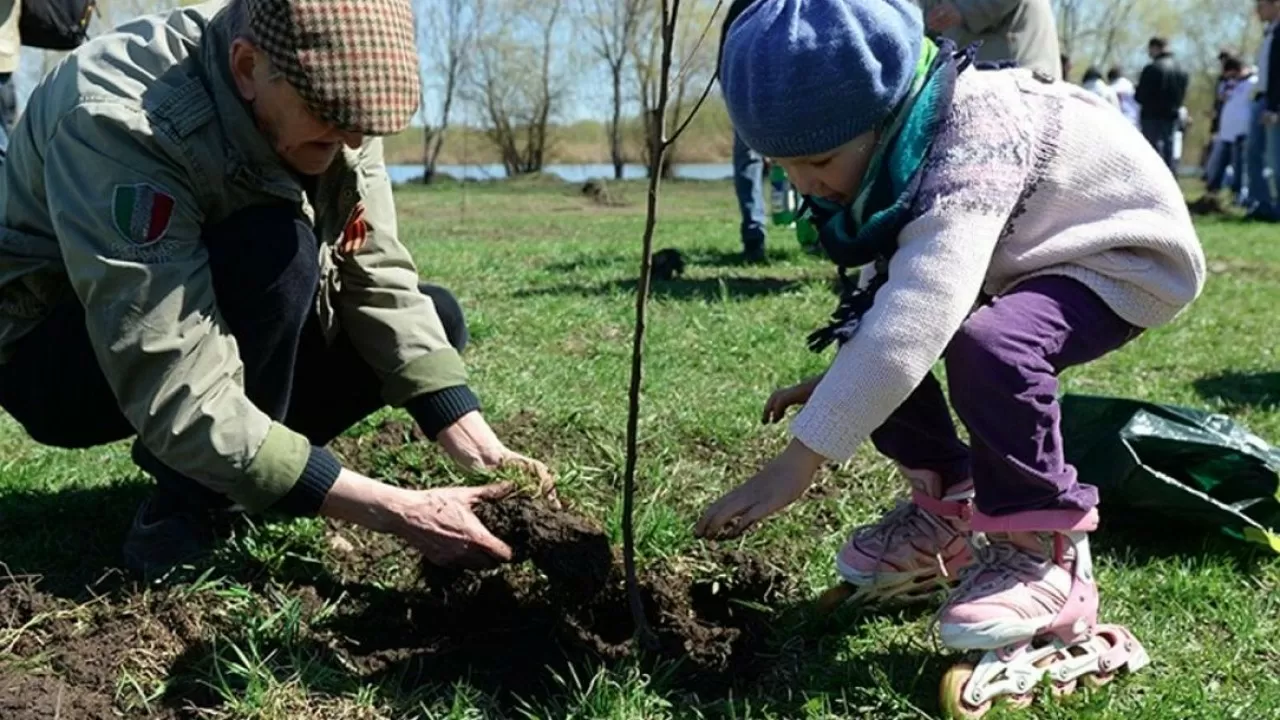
[917,0,1061,80]
[0,0,550,578]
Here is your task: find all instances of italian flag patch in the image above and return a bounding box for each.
[112,183,175,245]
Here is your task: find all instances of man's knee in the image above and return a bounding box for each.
[204,204,320,328]
[418,282,469,353]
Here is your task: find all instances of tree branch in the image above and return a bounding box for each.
[665,67,717,148]
[621,0,682,651]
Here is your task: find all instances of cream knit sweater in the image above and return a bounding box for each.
[791,67,1206,462]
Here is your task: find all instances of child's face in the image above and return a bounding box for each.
[773,131,879,207]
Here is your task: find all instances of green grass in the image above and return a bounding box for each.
[2,178,1280,719]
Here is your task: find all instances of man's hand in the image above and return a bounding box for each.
[386,484,516,569]
[694,439,826,540]
[437,410,557,504]
[762,374,824,425]
[319,469,516,569]
[926,2,962,32]
[1264,111,1280,126]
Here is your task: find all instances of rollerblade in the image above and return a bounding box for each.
[936,508,1150,718]
[816,467,975,613]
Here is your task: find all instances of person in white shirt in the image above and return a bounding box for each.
[1173,105,1190,170]
[1208,59,1256,203]
[1107,66,1140,127]
[1081,66,1120,109]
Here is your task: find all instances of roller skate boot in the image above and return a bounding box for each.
[936,508,1150,719]
[816,467,974,613]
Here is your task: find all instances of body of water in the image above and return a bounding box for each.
[386,162,735,185]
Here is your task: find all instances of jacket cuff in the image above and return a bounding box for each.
[270,447,342,517]
[404,385,481,440]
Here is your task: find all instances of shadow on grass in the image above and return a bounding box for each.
[1092,517,1273,574]
[540,246,810,275]
[515,276,810,302]
[0,479,150,600]
[1193,372,1280,411]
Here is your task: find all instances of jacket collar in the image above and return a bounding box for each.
[196,13,305,202]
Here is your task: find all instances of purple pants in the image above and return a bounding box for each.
[870,276,1140,516]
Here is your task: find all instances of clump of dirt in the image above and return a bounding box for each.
[375,494,792,699]
[327,546,786,700]
[470,494,615,602]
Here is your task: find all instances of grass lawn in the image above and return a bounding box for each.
[1,177,1279,719]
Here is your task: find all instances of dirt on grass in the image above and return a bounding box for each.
[325,492,791,701]
[0,581,202,720]
[0,417,796,717]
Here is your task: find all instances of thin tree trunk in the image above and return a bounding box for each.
[610,64,625,179]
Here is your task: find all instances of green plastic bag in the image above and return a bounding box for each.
[1060,394,1280,552]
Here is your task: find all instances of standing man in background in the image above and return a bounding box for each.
[1245,0,1279,222]
[731,131,767,264]
[918,0,1061,80]
[0,0,19,162]
[1136,37,1190,174]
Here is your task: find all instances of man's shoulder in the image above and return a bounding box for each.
[40,5,213,119]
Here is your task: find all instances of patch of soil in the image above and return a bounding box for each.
[318,494,792,701]
[0,582,195,720]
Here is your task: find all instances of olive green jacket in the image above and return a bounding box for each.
[0,2,466,511]
[919,0,1062,81]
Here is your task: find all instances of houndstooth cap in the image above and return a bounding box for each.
[247,0,421,135]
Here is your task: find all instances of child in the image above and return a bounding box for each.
[695,0,1205,714]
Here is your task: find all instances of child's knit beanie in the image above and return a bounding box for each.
[719,0,923,158]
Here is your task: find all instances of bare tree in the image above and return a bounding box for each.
[580,0,648,179]
[632,0,719,177]
[469,0,568,176]
[418,0,483,184]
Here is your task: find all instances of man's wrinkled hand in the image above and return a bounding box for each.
[437,411,558,503]
[388,483,516,569]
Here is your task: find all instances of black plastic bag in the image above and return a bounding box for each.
[1060,394,1280,551]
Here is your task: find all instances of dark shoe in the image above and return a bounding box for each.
[122,497,219,581]
[743,246,767,264]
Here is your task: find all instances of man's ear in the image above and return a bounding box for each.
[229,39,260,101]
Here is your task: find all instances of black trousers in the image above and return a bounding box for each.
[0,204,467,510]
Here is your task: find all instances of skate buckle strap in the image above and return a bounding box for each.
[970,507,1099,534]
[912,489,972,521]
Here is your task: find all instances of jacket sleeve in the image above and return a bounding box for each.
[44,105,340,514]
[951,0,1020,34]
[336,139,479,438]
[1134,65,1154,109]
[1269,36,1280,112]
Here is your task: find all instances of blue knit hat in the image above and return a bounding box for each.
[720,0,923,158]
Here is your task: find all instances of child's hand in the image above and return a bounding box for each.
[694,439,826,539]
[762,374,824,424]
